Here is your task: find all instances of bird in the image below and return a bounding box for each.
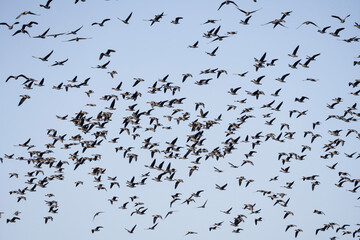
[237,7,262,16]
[288,45,299,57]
[92,19,111,27]
[0,21,19,30]
[93,61,110,69]
[295,96,309,102]
[7,217,21,223]
[329,27,345,37]
[64,37,92,42]
[91,226,103,233]
[188,41,199,48]
[18,95,30,106]
[297,21,319,29]
[12,28,31,37]
[133,78,145,87]
[240,16,252,25]
[288,59,301,69]
[145,12,165,26]
[118,12,133,24]
[16,11,39,19]
[51,59,68,66]
[234,71,248,77]
[32,50,53,61]
[171,17,183,24]
[215,183,228,190]
[331,14,350,23]
[44,216,53,224]
[99,49,116,60]
[66,26,83,35]
[284,210,294,219]
[40,0,53,9]
[125,224,137,233]
[294,229,303,238]
[228,87,241,95]
[218,0,238,10]
[92,211,103,221]
[276,73,290,82]
[318,26,331,34]
[206,46,219,56]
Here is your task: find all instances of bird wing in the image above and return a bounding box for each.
[126,12,133,22]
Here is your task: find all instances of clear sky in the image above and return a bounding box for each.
[0,0,359,239]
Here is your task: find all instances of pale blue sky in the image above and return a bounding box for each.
[0,0,359,239]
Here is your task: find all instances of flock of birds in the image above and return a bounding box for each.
[1,0,360,239]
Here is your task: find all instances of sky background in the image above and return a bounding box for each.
[0,0,359,239]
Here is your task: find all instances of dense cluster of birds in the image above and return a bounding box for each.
[1,0,360,239]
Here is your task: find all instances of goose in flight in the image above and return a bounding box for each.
[125,224,137,233]
[91,226,103,233]
[99,49,116,60]
[202,19,220,24]
[66,26,83,35]
[318,26,331,34]
[236,7,262,16]
[329,27,345,37]
[240,16,252,25]
[118,12,133,24]
[64,37,92,42]
[51,59,68,66]
[92,18,111,27]
[93,61,110,69]
[297,21,319,29]
[215,183,228,190]
[92,211,104,221]
[16,11,39,19]
[40,0,53,9]
[188,41,198,48]
[331,14,350,23]
[288,45,299,57]
[171,17,183,24]
[33,28,50,39]
[18,95,30,106]
[218,0,238,11]
[206,46,219,56]
[32,50,53,61]
[0,21,19,30]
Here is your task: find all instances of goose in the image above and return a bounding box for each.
[318,26,331,34]
[218,0,238,10]
[16,11,39,19]
[237,7,262,16]
[33,28,50,39]
[288,45,299,57]
[206,46,219,56]
[171,17,183,24]
[297,20,319,29]
[99,49,115,60]
[18,95,30,106]
[51,59,68,66]
[331,14,350,23]
[118,12,132,24]
[0,21,19,30]
[40,0,52,9]
[188,41,198,48]
[288,59,301,69]
[33,50,53,61]
[91,226,103,233]
[329,27,345,37]
[92,18,111,27]
[66,26,83,35]
[240,16,252,25]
